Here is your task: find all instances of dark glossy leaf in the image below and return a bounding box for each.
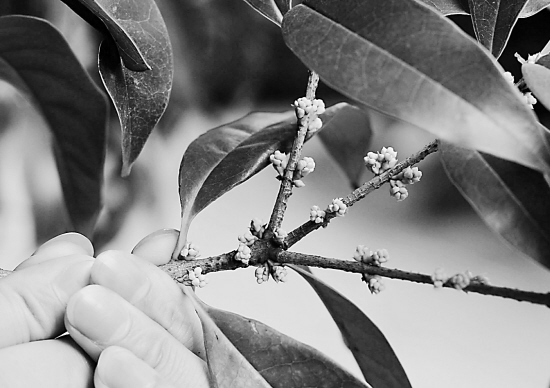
[60,0,150,71]
[466,0,528,58]
[204,302,369,388]
[98,0,173,175]
[186,291,272,388]
[418,0,549,17]
[440,142,550,269]
[174,103,355,257]
[242,0,284,25]
[282,0,550,173]
[318,105,373,189]
[0,15,108,237]
[523,63,550,111]
[292,266,411,388]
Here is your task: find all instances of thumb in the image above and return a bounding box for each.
[131,229,179,265]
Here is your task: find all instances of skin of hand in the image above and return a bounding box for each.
[65,229,210,388]
[0,229,209,388]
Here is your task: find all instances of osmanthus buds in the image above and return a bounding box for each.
[270,150,289,176]
[328,198,347,216]
[255,264,270,284]
[272,265,288,283]
[394,166,422,185]
[449,271,471,290]
[353,245,389,266]
[188,267,208,288]
[180,242,200,260]
[273,228,287,244]
[294,97,326,133]
[364,147,398,175]
[364,274,385,294]
[238,230,257,246]
[250,218,266,239]
[389,179,409,201]
[431,268,448,288]
[309,205,326,223]
[524,92,537,110]
[235,243,252,265]
[293,156,316,187]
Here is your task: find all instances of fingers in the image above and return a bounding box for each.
[131,229,178,266]
[0,255,93,348]
[66,285,210,387]
[0,336,93,388]
[91,249,204,357]
[95,346,176,388]
[18,232,94,270]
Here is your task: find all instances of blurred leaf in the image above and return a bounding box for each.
[282,0,550,172]
[292,266,411,388]
[418,0,549,17]
[418,0,468,15]
[186,291,272,388]
[440,142,550,269]
[174,103,356,257]
[60,0,150,71]
[98,0,173,176]
[318,105,373,189]
[275,0,292,16]
[0,15,108,237]
[242,0,284,25]
[523,63,550,111]
[203,302,369,388]
[466,0,528,58]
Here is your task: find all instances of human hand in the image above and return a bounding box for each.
[0,233,95,387]
[65,229,209,388]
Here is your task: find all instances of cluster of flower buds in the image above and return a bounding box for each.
[328,198,347,217]
[309,205,326,223]
[294,97,326,133]
[235,243,252,265]
[250,218,266,239]
[273,228,287,244]
[293,156,315,187]
[353,245,389,266]
[364,146,398,175]
[389,180,408,201]
[255,264,270,284]
[394,166,422,185]
[188,267,208,288]
[180,242,200,260]
[364,274,385,294]
[503,65,538,110]
[272,265,288,283]
[238,230,257,246]
[431,268,448,288]
[270,150,289,177]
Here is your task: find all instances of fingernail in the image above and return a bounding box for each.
[34,233,94,257]
[66,286,130,344]
[92,251,151,304]
[132,229,179,265]
[97,346,163,388]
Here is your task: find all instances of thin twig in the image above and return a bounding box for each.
[267,71,320,234]
[285,139,440,248]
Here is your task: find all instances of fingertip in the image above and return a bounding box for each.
[95,346,173,388]
[132,229,179,265]
[19,233,94,269]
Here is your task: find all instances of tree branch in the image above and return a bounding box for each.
[285,139,440,248]
[267,71,320,235]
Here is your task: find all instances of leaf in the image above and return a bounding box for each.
[292,266,412,388]
[203,302,370,388]
[0,15,108,237]
[174,103,357,258]
[98,0,173,176]
[242,0,284,26]
[185,291,272,388]
[523,61,550,111]
[281,0,550,173]
[417,0,549,17]
[318,105,373,189]
[440,142,550,269]
[60,0,150,71]
[466,0,528,58]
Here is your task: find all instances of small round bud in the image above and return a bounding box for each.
[308,117,323,132]
[431,268,448,288]
[328,198,347,216]
[310,205,326,223]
